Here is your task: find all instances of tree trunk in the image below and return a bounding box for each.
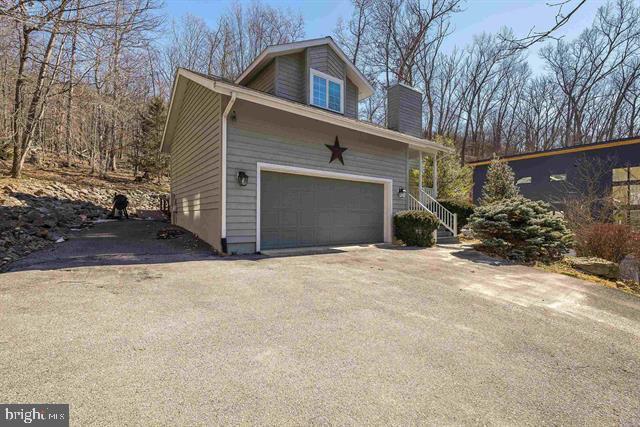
[10,14,30,178]
[64,0,80,167]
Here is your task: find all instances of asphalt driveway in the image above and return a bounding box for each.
[1,221,639,425]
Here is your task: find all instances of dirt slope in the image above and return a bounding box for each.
[1,161,169,270]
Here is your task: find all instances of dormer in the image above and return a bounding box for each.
[235,37,374,119]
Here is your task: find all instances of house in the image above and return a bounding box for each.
[468,136,640,223]
[161,37,454,254]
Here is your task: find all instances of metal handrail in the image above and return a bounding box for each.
[412,188,458,236]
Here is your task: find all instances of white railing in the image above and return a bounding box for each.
[411,188,458,236]
[421,186,437,198]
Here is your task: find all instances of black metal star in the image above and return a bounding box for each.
[325,136,348,165]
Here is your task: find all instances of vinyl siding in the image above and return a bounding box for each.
[307,45,346,80]
[345,78,358,119]
[246,59,275,94]
[169,80,222,251]
[387,84,422,138]
[275,52,305,103]
[225,99,408,254]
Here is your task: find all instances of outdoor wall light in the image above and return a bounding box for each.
[398,187,406,198]
[237,171,248,186]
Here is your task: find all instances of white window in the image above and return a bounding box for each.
[309,68,344,114]
[516,176,532,185]
[550,174,567,182]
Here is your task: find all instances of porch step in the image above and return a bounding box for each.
[437,227,459,244]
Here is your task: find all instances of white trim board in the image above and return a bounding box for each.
[255,162,393,253]
[309,68,345,114]
[221,93,237,240]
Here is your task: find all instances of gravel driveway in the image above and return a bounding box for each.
[1,221,639,425]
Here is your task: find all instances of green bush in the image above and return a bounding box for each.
[468,197,572,263]
[394,210,440,247]
[438,198,474,232]
[481,156,520,204]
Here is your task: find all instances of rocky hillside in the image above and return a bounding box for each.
[1,161,169,271]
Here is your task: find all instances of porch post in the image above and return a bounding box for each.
[418,152,423,192]
[433,152,438,198]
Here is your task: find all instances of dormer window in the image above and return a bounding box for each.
[310,69,344,114]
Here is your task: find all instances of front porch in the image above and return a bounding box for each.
[406,148,458,240]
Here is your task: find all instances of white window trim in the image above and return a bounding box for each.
[309,68,344,114]
[255,162,392,252]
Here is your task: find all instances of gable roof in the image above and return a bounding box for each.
[161,68,452,155]
[235,36,374,101]
[467,136,640,167]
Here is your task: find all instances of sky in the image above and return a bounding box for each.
[163,0,607,74]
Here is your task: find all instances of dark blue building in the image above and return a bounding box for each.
[468,137,640,222]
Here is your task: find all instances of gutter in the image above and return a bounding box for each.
[221,91,237,253]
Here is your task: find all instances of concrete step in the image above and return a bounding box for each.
[437,235,460,244]
[437,227,459,244]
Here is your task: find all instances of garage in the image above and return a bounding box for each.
[259,170,385,250]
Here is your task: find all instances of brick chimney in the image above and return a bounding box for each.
[387,83,423,138]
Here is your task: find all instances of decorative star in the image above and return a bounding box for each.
[326,136,348,165]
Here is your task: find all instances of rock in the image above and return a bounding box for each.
[46,231,62,242]
[619,255,640,283]
[42,216,58,228]
[25,210,43,223]
[565,256,619,279]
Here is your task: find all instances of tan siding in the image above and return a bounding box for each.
[246,60,275,94]
[169,80,222,251]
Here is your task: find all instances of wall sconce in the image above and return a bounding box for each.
[398,187,406,199]
[237,171,248,186]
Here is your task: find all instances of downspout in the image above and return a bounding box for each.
[221,91,237,253]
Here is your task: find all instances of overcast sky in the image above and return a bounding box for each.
[163,0,606,74]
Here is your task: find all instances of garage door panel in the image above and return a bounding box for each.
[262,211,279,227]
[260,171,384,250]
[299,211,315,227]
[316,212,334,228]
[296,227,317,246]
[299,191,315,207]
[261,191,280,210]
[280,191,299,209]
[280,210,298,226]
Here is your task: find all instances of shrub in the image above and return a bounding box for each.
[394,210,440,247]
[438,198,474,232]
[481,156,520,204]
[468,197,573,263]
[574,223,639,263]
